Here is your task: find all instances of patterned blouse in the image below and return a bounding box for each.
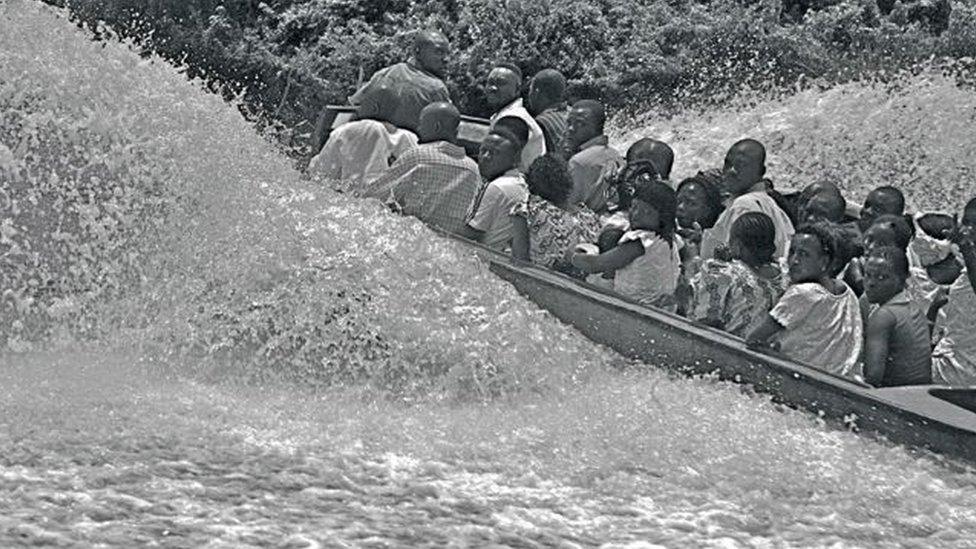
[688,258,787,337]
[512,196,602,271]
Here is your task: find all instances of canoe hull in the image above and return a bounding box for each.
[486,257,976,466]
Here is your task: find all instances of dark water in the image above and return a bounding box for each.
[3,1,976,547]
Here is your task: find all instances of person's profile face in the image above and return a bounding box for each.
[478,133,516,179]
[676,183,709,229]
[788,233,829,283]
[417,38,449,75]
[485,68,519,108]
[859,190,900,231]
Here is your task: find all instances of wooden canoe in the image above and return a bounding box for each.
[450,234,976,466]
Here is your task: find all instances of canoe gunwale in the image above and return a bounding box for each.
[439,232,976,465]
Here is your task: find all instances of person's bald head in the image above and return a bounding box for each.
[723,138,766,195]
[417,102,460,143]
[566,99,606,154]
[859,185,906,232]
[413,30,449,76]
[527,69,567,114]
[357,85,399,123]
[799,181,846,223]
[626,138,674,180]
[485,64,523,109]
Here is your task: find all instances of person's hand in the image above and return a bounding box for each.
[714,244,734,262]
[950,224,976,248]
[932,286,950,311]
[676,222,703,245]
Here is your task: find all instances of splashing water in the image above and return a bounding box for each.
[3,1,976,547]
[615,70,976,213]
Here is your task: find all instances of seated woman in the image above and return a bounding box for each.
[511,155,602,276]
[686,212,786,337]
[571,179,681,310]
[860,246,932,387]
[746,223,863,379]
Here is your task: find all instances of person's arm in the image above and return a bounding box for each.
[862,308,896,387]
[571,240,644,274]
[367,153,417,201]
[457,224,485,242]
[510,214,530,262]
[745,315,784,350]
[306,134,343,181]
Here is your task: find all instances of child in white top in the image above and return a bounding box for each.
[571,180,681,310]
[747,223,863,378]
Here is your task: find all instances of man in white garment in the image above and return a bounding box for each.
[485,63,546,172]
[307,86,417,188]
[700,139,795,260]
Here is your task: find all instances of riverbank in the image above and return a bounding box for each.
[44,0,976,157]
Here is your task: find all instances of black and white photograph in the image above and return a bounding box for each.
[2,0,976,546]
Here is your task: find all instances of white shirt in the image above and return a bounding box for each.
[490,99,546,172]
[467,169,529,250]
[700,183,795,260]
[770,282,863,379]
[308,119,417,185]
[613,230,681,310]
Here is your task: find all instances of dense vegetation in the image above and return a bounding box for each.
[47,0,974,155]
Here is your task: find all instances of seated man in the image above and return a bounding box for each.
[527,69,569,158]
[307,86,417,187]
[699,139,795,261]
[362,102,480,234]
[564,100,624,212]
[349,30,451,132]
[485,63,546,171]
[457,117,530,250]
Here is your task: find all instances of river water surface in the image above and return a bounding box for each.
[3,1,976,547]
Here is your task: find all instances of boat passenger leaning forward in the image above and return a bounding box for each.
[349,30,452,133]
[364,102,481,235]
[563,100,625,213]
[699,139,795,261]
[485,63,546,172]
[457,117,530,250]
[510,154,602,277]
[746,222,863,380]
[571,179,681,311]
[686,212,786,338]
[931,197,976,386]
[307,86,418,189]
[860,246,933,387]
[527,69,570,159]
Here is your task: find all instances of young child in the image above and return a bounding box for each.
[572,179,681,310]
[687,212,786,337]
[746,223,863,379]
[860,246,932,387]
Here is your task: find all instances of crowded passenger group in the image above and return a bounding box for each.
[306,30,976,389]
